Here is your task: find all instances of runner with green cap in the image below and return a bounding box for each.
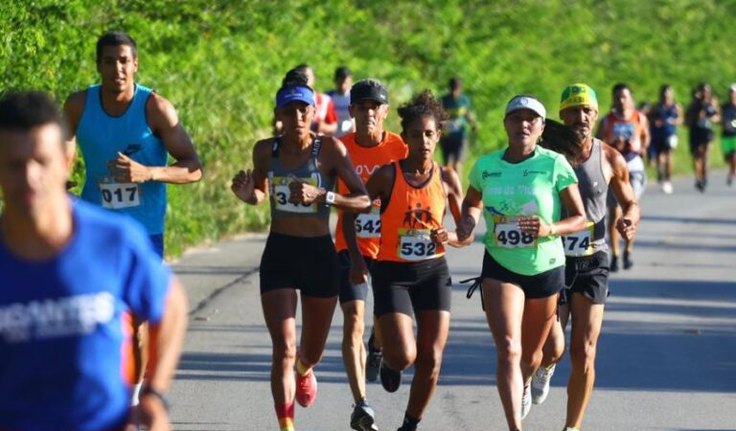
[531,83,640,431]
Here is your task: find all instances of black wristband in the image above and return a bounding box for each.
[140,386,170,412]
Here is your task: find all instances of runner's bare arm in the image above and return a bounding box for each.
[440,166,465,247]
[554,184,587,235]
[607,146,640,240]
[62,91,85,169]
[640,113,651,154]
[231,140,270,205]
[142,93,203,184]
[319,137,370,212]
[137,277,188,428]
[674,103,684,126]
[342,210,369,284]
[441,166,464,225]
[364,163,395,207]
[454,185,483,245]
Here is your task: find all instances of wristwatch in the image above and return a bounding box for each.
[325,191,336,205]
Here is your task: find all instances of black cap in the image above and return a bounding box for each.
[350,79,389,105]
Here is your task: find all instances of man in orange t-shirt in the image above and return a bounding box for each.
[334,79,407,431]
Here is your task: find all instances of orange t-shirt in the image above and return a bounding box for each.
[335,131,407,257]
[377,161,447,263]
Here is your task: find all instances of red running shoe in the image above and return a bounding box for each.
[295,370,318,408]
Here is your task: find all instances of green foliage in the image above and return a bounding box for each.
[2,0,734,256]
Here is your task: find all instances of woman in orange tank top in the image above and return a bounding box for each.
[364,90,464,431]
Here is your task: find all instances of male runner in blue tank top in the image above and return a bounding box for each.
[0,90,188,431]
[64,31,202,258]
[531,84,640,431]
[63,30,202,406]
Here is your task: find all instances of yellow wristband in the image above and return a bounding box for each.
[549,224,557,236]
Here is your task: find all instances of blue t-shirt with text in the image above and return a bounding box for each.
[0,201,172,431]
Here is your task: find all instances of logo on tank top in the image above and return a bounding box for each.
[397,203,438,261]
[402,203,435,229]
[123,144,142,156]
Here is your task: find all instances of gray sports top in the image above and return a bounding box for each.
[562,138,608,256]
[267,136,334,220]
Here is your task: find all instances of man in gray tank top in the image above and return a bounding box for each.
[531,84,641,431]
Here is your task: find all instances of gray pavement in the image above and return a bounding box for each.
[169,171,736,431]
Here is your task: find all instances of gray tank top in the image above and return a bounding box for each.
[268,136,334,220]
[562,138,608,256]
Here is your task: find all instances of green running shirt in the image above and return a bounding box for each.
[469,146,578,275]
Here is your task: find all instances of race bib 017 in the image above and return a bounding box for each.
[99,182,140,209]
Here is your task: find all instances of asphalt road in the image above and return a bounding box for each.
[168,171,736,431]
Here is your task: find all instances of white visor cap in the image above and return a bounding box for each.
[505,95,546,119]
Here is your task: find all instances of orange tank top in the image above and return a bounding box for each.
[377,161,447,262]
[600,110,646,154]
[334,131,408,257]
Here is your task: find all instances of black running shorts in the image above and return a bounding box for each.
[260,232,339,298]
[372,257,451,316]
[560,250,610,305]
[337,250,375,304]
[481,250,563,299]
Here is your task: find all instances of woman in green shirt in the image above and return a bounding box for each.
[456,95,586,431]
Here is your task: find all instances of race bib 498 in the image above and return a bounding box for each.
[493,217,536,249]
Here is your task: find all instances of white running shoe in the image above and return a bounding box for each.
[521,384,532,420]
[662,181,673,194]
[531,364,556,405]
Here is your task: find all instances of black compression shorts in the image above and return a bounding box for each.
[260,232,339,298]
[481,250,563,299]
[337,250,376,304]
[372,257,451,316]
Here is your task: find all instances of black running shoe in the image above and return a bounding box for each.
[350,401,378,431]
[379,359,401,393]
[366,332,382,383]
[623,251,633,270]
[610,255,619,273]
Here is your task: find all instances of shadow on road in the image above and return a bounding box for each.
[175,278,736,394]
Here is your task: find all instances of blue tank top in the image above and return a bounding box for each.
[268,136,334,220]
[77,84,168,235]
[651,102,678,139]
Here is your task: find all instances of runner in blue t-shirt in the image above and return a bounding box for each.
[0,91,188,431]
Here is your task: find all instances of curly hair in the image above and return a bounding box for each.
[397,89,449,132]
